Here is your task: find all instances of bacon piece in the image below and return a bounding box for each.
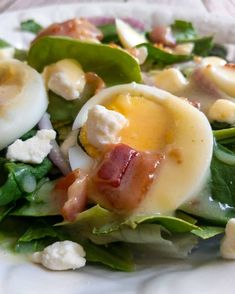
[89,144,163,212]
[85,72,105,94]
[34,18,103,42]
[55,169,88,222]
[149,26,176,47]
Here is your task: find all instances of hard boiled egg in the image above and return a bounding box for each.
[0,59,48,150]
[72,83,213,215]
[199,64,235,98]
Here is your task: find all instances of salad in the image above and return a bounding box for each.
[0,16,234,272]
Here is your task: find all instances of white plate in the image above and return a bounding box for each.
[0,3,235,294]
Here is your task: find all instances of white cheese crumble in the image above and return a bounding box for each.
[221,218,235,259]
[0,47,15,59]
[86,105,128,150]
[208,99,235,124]
[6,129,56,164]
[48,71,81,101]
[30,241,86,271]
[43,59,86,101]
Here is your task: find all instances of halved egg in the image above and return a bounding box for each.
[0,59,48,150]
[71,83,213,215]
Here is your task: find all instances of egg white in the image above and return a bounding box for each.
[72,83,213,215]
[0,59,48,150]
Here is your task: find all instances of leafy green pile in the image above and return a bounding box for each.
[0,17,231,272]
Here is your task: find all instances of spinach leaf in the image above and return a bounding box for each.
[28,36,141,85]
[99,24,119,43]
[20,19,43,34]
[193,36,213,57]
[210,155,235,207]
[0,39,11,48]
[12,179,61,217]
[171,20,197,42]
[0,158,52,206]
[209,44,228,59]
[138,43,192,66]
[171,20,213,56]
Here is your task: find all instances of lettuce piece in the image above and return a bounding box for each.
[20,19,43,34]
[83,241,134,272]
[28,36,141,86]
[193,36,213,57]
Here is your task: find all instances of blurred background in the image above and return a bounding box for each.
[0,0,235,16]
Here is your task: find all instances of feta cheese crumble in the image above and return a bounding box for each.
[6,129,56,164]
[208,99,235,124]
[30,241,86,271]
[43,59,86,101]
[86,105,128,150]
[221,218,235,259]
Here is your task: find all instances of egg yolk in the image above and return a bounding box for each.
[105,93,174,152]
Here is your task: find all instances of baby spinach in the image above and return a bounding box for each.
[99,23,119,43]
[0,158,52,206]
[171,20,213,56]
[138,43,193,67]
[28,36,141,85]
[171,20,197,42]
[20,19,43,34]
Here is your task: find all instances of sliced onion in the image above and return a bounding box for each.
[87,17,145,31]
[38,113,71,175]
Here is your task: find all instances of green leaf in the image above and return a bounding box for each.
[138,43,193,67]
[28,36,142,86]
[192,226,224,239]
[193,36,214,57]
[14,49,28,61]
[0,158,52,206]
[213,127,235,142]
[12,179,61,217]
[20,19,43,34]
[15,220,66,253]
[0,39,11,48]
[180,182,235,225]
[210,155,235,207]
[171,20,197,43]
[209,44,228,59]
[83,241,134,272]
[99,24,119,43]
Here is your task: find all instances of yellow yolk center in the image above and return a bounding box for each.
[106,93,174,152]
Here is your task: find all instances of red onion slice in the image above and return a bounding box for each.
[87,17,145,31]
[38,113,71,175]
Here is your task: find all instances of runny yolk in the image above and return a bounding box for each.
[105,93,174,152]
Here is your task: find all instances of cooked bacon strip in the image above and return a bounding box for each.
[89,144,164,212]
[56,169,88,222]
[149,26,176,47]
[34,18,103,42]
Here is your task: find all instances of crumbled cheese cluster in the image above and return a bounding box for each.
[30,240,86,271]
[86,105,128,150]
[6,129,56,164]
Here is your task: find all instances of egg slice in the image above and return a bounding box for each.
[72,83,213,215]
[199,64,235,98]
[0,59,48,150]
[115,19,147,49]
